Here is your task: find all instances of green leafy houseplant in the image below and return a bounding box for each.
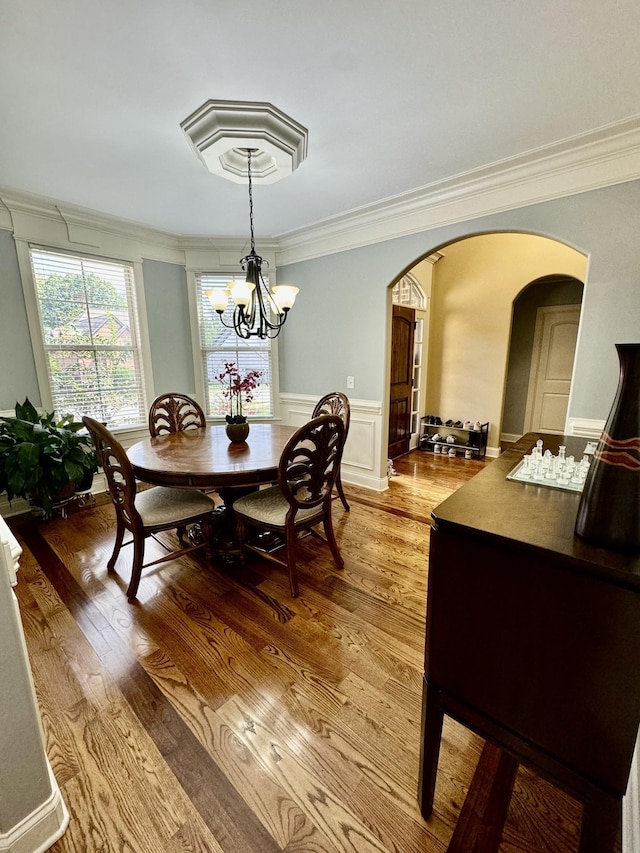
[0,398,99,517]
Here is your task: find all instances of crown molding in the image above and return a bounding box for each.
[0,188,184,262]
[1,115,640,269]
[275,115,640,266]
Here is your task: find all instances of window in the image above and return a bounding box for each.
[195,272,275,418]
[29,247,147,427]
[392,273,426,309]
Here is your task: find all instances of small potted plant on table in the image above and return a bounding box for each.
[216,362,263,443]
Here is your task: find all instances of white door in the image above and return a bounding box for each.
[524,304,581,434]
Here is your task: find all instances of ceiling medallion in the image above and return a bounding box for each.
[180,99,308,184]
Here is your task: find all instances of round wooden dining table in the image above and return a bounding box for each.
[127,423,296,559]
[127,422,296,491]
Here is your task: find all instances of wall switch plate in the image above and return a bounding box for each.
[346,376,355,389]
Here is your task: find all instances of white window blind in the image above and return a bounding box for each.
[29,247,147,427]
[196,273,275,418]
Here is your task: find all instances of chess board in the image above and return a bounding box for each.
[506,440,597,493]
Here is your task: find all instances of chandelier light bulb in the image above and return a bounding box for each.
[206,287,230,312]
[272,285,299,313]
[228,279,255,307]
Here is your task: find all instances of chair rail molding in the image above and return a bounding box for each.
[279,393,386,491]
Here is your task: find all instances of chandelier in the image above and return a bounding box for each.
[206,149,299,339]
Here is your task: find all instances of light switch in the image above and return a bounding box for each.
[346,376,355,389]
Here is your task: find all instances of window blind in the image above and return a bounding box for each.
[30,247,147,427]
[196,272,274,418]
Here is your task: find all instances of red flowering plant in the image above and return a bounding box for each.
[215,361,263,424]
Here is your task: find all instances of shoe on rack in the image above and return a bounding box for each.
[452,420,464,428]
[435,417,443,425]
[446,435,455,444]
[463,420,473,429]
[445,419,453,427]
[473,421,482,430]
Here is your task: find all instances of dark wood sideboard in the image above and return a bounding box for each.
[419,433,640,852]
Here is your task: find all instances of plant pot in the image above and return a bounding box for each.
[226,422,250,444]
[75,468,95,493]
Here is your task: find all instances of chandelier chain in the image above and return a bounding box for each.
[246,149,255,253]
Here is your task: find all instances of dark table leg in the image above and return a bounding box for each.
[579,792,621,853]
[418,677,444,818]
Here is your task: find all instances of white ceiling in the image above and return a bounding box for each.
[1,0,639,241]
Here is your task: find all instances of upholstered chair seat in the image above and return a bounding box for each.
[83,416,215,601]
[134,486,214,526]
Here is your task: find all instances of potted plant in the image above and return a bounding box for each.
[0,398,99,517]
[215,362,263,443]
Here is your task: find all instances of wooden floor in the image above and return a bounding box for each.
[11,450,585,853]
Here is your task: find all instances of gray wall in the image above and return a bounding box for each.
[1,179,640,427]
[0,230,40,409]
[278,180,640,425]
[142,259,195,397]
[502,278,584,435]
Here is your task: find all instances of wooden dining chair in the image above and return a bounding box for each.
[148,392,206,437]
[312,391,351,510]
[83,416,216,601]
[233,415,346,597]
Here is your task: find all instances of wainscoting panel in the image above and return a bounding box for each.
[279,393,387,492]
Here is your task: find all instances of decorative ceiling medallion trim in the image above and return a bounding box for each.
[180,99,308,184]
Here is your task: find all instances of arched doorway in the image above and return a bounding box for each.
[503,275,584,442]
[386,233,587,460]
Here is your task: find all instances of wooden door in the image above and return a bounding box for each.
[524,304,580,434]
[388,305,415,459]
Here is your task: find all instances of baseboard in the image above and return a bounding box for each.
[0,762,69,853]
[500,433,522,445]
[566,418,605,439]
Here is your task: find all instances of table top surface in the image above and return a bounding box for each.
[127,422,296,489]
[431,432,640,588]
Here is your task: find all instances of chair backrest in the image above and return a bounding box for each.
[312,392,350,437]
[148,393,206,437]
[278,415,345,512]
[82,416,141,527]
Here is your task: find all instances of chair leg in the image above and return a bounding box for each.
[107,516,126,573]
[126,534,145,601]
[285,520,300,597]
[335,473,350,511]
[323,512,344,570]
[176,525,188,546]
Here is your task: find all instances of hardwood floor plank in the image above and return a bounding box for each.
[217,695,390,853]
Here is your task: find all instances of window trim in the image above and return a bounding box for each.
[186,267,281,422]
[15,238,155,432]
